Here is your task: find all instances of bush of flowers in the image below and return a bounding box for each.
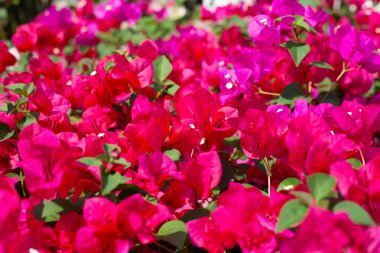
[1,0,380,252]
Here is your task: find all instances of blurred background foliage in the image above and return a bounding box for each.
[0,0,53,39]
[0,0,203,40]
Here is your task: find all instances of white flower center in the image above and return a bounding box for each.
[105,4,112,11]
[226,82,234,89]
[260,18,268,26]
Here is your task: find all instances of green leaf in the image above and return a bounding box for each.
[7,83,35,96]
[291,191,313,206]
[277,178,302,192]
[180,208,210,223]
[333,201,375,226]
[0,122,14,142]
[206,200,217,211]
[103,143,121,160]
[77,157,102,166]
[101,171,129,195]
[96,31,119,44]
[31,199,72,223]
[113,157,131,168]
[17,114,37,130]
[41,200,63,222]
[276,199,309,233]
[277,82,305,105]
[298,0,319,7]
[105,60,115,72]
[157,220,188,249]
[96,43,117,59]
[309,61,334,70]
[307,173,336,201]
[166,84,180,96]
[165,149,181,161]
[13,52,29,73]
[283,41,310,67]
[293,15,317,33]
[153,56,172,83]
[317,92,342,106]
[346,158,362,170]
[7,83,25,94]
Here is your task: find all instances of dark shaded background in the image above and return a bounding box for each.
[0,0,53,39]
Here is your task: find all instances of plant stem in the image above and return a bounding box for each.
[256,88,281,97]
[358,146,366,165]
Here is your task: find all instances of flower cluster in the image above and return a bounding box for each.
[1,0,380,252]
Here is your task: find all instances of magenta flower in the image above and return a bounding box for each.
[248,15,278,46]
[271,0,304,16]
[136,151,183,195]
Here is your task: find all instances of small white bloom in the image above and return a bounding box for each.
[105,4,112,11]
[260,18,268,26]
[53,48,60,54]
[226,82,234,89]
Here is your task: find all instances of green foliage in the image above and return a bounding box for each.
[346,158,362,170]
[0,122,14,142]
[282,41,311,67]
[276,199,309,232]
[77,157,103,166]
[101,170,130,195]
[333,201,375,226]
[277,82,305,106]
[32,199,72,223]
[157,220,188,249]
[153,56,173,84]
[309,61,335,70]
[307,173,336,201]
[277,178,302,192]
[165,149,181,162]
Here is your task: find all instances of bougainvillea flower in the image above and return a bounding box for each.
[182,151,222,200]
[248,15,278,46]
[136,151,183,195]
[231,107,289,159]
[3,0,380,251]
[271,0,304,16]
[0,41,17,73]
[280,207,368,253]
[188,183,276,252]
